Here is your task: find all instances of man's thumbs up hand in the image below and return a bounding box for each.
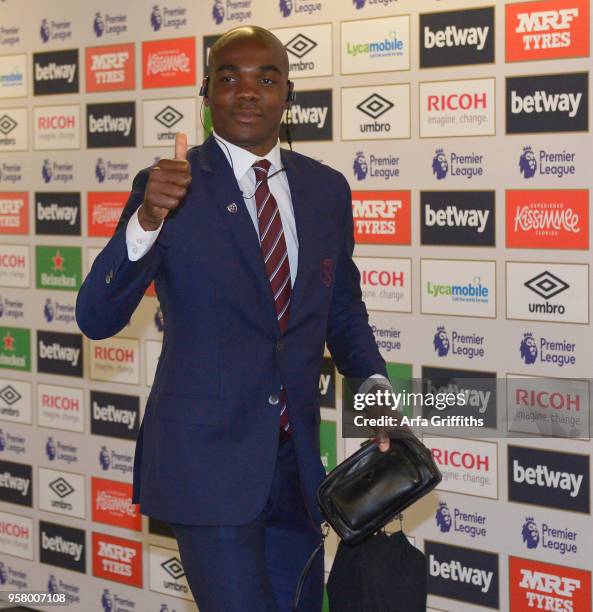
[139,132,192,231]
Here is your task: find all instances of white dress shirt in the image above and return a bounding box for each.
[126,131,299,286]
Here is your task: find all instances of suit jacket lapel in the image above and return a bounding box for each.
[196,136,278,327]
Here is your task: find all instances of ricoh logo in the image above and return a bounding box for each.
[353,151,400,181]
[433,326,486,360]
[39,18,72,44]
[519,145,576,179]
[278,0,322,18]
[520,332,576,368]
[431,149,484,180]
[436,501,487,538]
[150,5,188,31]
[92,12,127,38]
[521,516,578,556]
[0,428,25,455]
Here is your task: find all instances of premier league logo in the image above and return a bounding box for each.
[432,149,448,180]
[151,5,163,31]
[95,158,107,183]
[0,429,5,452]
[279,0,292,17]
[519,146,537,179]
[154,306,164,332]
[42,160,52,183]
[353,0,365,8]
[0,297,4,318]
[48,575,58,593]
[99,445,110,470]
[353,152,368,181]
[101,589,113,612]
[0,562,7,585]
[93,12,105,37]
[212,0,224,24]
[46,437,57,460]
[435,502,452,533]
[522,517,540,549]
[433,326,450,357]
[520,332,538,365]
[40,18,50,43]
[160,606,170,612]
[44,299,55,323]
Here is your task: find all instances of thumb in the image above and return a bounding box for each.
[174,132,188,161]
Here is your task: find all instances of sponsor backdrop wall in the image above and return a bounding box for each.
[0,0,591,610]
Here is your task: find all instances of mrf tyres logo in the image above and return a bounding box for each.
[86,102,135,148]
[37,331,82,378]
[508,445,589,514]
[421,191,494,247]
[420,6,494,68]
[426,540,499,608]
[280,89,331,142]
[506,72,588,134]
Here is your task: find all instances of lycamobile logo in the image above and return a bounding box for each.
[347,34,404,57]
[36,246,81,291]
[427,281,489,299]
[0,327,30,371]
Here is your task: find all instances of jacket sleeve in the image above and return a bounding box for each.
[325,176,387,379]
[75,168,164,340]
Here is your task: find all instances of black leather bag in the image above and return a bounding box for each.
[317,430,442,546]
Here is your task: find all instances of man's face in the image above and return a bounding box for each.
[206,36,289,154]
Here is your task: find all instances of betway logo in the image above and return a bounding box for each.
[35,62,76,83]
[424,204,489,233]
[511,90,582,117]
[39,341,80,367]
[284,105,328,128]
[424,25,489,51]
[516,9,579,33]
[513,459,583,497]
[89,114,132,136]
[37,202,78,226]
[98,541,136,563]
[430,555,493,593]
[92,401,136,430]
[518,569,580,597]
[41,532,82,561]
[0,471,30,496]
[426,382,490,413]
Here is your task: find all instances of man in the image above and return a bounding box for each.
[76,26,389,611]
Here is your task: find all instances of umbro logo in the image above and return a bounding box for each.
[356,94,394,119]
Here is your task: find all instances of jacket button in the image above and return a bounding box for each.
[268,394,279,405]
[105,270,113,284]
[276,340,285,352]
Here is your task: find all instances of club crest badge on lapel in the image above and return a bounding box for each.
[321,258,335,287]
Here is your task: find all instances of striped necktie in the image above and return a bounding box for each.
[252,159,291,432]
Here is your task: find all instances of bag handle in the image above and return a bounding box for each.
[292,523,329,611]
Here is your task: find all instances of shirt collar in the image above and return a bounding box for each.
[212,130,282,183]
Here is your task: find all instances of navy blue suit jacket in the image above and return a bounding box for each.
[76,135,386,526]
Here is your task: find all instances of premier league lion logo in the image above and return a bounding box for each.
[44,298,55,323]
[99,446,110,470]
[151,5,163,31]
[435,502,452,533]
[212,1,225,24]
[432,149,448,180]
[95,158,107,183]
[353,0,366,8]
[93,12,105,37]
[48,575,58,593]
[101,589,113,612]
[40,19,50,43]
[519,146,537,179]
[353,152,368,181]
[279,0,293,17]
[520,333,538,365]
[0,562,7,585]
[0,429,5,452]
[46,437,57,460]
[522,517,540,549]
[433,326,450,357]
[42,159,52,183]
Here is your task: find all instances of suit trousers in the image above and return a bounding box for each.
[170,432,325,612]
